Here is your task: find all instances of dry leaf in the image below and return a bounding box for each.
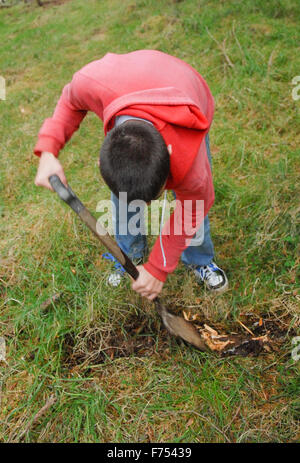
[186,417,194,427]
[40,293,61,310]
[203,324,218,336]
[263,344,272,352]
[201,329,233,351]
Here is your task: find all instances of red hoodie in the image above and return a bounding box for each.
[34,50,215,281]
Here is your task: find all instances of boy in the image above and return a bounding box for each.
[34,50,228,300]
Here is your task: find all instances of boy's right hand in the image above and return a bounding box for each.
[35,151,67,191]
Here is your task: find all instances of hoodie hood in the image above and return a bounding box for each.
[105,100,211,189]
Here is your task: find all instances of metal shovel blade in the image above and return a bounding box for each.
[155,301,207,351]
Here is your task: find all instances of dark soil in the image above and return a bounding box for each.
[24,0,72,8]
[62,308,296,367]
[220,313,295,357]
[62,311,171,368]
[247,316,290,340]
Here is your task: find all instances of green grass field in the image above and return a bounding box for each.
[0,0,299,443]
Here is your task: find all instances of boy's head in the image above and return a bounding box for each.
[100,120,170,203]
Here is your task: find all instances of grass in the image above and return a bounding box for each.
[0,0,299,443]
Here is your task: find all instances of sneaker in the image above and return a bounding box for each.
[102,253,144,287]
[193,261,228,293]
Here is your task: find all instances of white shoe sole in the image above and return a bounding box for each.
[204,276,229,294]
[194,269,229,294]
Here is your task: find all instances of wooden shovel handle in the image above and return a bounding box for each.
[49,174,139,280]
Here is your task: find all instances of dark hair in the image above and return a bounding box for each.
[100,120,170,203]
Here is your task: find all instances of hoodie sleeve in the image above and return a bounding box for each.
[34,73,90,157]
[143,193,209,282]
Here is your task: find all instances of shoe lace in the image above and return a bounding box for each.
[200,263,220,280]
[102,253,125,273]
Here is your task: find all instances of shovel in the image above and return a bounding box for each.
[49,174,207,351]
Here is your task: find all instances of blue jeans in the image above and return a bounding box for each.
[111,134,215,267]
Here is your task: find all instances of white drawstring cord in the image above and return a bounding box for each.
[159,190,167,267]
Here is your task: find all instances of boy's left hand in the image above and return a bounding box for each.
[131,265,164,301]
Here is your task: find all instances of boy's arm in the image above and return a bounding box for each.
[34,72,101,190]
[34,77,88,158]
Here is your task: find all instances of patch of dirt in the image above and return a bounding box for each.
[220,313,296,357]
[24,0,72,8]
[174,307,297,357]
[238,312,297,344]
[221,338,265,357]
[42,0,72,6]
[62,312,170,368]
[61,306,297,367]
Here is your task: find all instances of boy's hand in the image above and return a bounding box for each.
[35,151,67,191]
[131,265,164,301]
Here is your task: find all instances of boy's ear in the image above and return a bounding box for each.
[97,158,100,167]
[167,144,172,155]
